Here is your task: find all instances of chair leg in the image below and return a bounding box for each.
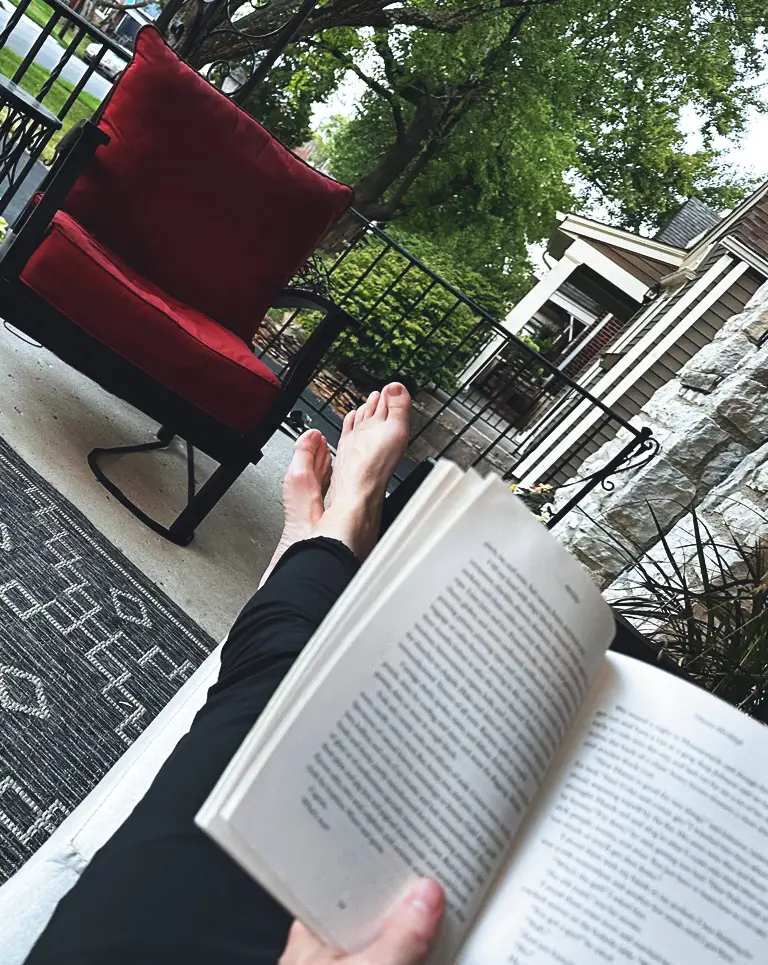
[88,435,255,547]
[167,461,250,546]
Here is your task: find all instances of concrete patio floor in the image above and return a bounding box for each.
[0,323,294,641]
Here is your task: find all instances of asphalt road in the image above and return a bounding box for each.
[0,2,111,101]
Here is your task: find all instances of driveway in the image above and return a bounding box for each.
[0,2,111,101]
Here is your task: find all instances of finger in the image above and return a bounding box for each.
[279,920,327,964]
[356,879,444,965]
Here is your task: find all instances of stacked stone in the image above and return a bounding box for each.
[555,281,768,587]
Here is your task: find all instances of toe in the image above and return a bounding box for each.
[382,383,411,418]
[312,433,329,475]
[358,391,380,423]
[366,390,381,419]
[294,428,322,454]
[342,409,356,436]
[287,429,321,481]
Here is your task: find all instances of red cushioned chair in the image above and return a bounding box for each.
[0,27,354,544]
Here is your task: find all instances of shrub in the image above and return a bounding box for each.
[611,508,768,722]
[308,231,520,392]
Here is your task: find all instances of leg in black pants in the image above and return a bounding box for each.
[25,537,360,965]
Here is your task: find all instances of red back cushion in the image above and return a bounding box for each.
[63,28,353,340]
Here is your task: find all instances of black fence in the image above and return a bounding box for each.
[0,0,656,527]
[255,212,656,526]
[0,0,123,213]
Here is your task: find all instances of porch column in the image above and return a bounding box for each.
[459,245,584,385]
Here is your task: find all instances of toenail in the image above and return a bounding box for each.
[387,383,404,396]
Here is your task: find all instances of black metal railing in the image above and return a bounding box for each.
[255,212,657,525]
[0,0,657,526]
[0,0,126,212]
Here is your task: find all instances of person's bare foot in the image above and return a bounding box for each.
[312,383,411,561]
[260,429,332,586]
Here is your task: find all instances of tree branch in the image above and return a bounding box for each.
[193,0,559,65]
[310,39,406,143]
[309,39,391,100]
[372,30,401,87]
[382,6,538,217]
[363,0,560,33]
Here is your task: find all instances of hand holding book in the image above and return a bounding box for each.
[198,462,768,965]
[280,878,445,965]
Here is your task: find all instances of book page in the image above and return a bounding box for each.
[460,652,768,965]
[198,478,614,961]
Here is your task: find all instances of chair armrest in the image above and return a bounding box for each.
[0,120,109,275]
[270,286,355,411]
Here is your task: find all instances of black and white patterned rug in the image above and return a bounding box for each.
[0,436,215,881]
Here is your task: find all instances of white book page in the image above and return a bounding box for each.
[200,479,614,962]
[460,652,768,965]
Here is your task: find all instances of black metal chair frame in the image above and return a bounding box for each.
[0,121,354,545]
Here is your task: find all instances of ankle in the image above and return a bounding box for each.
[311,500,380,562]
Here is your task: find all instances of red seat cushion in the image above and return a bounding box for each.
[21,212,281,435]
[61,27,353,342]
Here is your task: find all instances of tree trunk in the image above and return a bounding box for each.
[352,99,440,209]
[320,211,368,253]
[318,96,449,254]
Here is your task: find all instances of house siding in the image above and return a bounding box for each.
[733,193,768,259]
[587,239,673,288]
[614,245,731,357]
[560,314,626,379]
[532,261,764,485]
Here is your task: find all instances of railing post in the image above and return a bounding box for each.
[545,428,658,529]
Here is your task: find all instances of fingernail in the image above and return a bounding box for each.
[387,383,404,396]
[408,878,442,913]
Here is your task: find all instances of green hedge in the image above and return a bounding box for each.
[314,232,512,391]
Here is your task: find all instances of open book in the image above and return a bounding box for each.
[197,461,768,965]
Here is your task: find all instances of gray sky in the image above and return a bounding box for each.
[680,68,768,185]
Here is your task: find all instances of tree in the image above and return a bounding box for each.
[236,47,348,147]
[320,0,766,273]
[170,0,768,302]
[303,230,509,390]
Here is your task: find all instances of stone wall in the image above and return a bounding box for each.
[555,280,768,586]
[605,439,768,630]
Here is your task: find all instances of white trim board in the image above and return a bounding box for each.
[556,213,684,266]
[514,255,738,485]
[720,235,768,280]
[688,181,768,261]
[548,289,599,325]
[512,295,667,451]
[461,236,653,386]
[555,311,615,372]
[568,238,649,302]
[609,288,673,355]
[515,290,674,451]
[459,253,582,384]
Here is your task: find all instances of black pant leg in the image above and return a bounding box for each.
[24,537,359,965]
